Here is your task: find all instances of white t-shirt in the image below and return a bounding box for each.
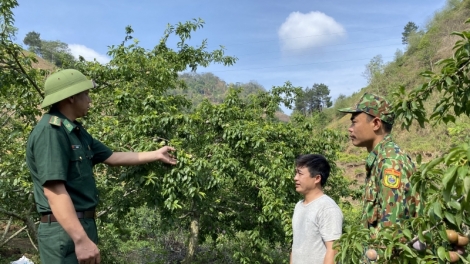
[291,194,343,264]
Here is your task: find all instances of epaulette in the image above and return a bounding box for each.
[48,116,62,127]
[366,152,377,168]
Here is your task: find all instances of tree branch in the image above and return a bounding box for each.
[408,195,465,245]
[26,230,38,251]
[0,221,39,247]
[13,49,44,98]
[0,207,26,222]
[2,41,44,98]
[1,217,12,240]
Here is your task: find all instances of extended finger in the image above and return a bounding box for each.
[79,259,90,264]
[166,146,176,151]
[96,252,101,264]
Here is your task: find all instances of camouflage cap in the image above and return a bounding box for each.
[338,93,395,124]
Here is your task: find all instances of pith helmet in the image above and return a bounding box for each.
[338,92,395,124]
[41,69,95,108]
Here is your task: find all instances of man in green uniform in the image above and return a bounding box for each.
[26,69,177,264]
[338,93,421,230]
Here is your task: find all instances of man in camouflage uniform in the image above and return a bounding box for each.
[339,93,421,229]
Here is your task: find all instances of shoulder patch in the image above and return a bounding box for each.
[382,168,401,189]
[48,116,62,127]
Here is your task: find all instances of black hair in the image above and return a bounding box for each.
[382,121,393,133]
[49,103,59,113]
[295,154,331,187]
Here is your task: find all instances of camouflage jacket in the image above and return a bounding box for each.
[361,134,422,229]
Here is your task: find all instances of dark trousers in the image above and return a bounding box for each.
[38,218,98,264]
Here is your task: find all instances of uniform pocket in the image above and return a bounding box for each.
[38,222,74,259]
[365,181,377,202]
[363,180,380,225]
[69,152,83,180]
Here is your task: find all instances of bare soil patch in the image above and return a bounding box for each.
[0,220,37,264]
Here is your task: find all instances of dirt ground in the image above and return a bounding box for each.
[0,221,38,264]
[337,160,366,206]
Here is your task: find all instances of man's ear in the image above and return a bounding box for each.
[371,117,382,132]
[67,96,75,104]
[314,174,322,184]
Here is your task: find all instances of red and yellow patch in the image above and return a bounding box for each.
[382,168,401,189]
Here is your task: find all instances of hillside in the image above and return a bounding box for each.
[22,50,55,71]
[324,0,470,182]
[174,72,291,121]
[176,72,265,104]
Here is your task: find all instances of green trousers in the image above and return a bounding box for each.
[38,218,98,264]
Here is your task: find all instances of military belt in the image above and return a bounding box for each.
[40,210,96,223]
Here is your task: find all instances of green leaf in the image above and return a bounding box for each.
[433,202,443,219]
[444,148,461,165]
[403,229,412,239]
[445,211,457,225]
[443,165,459,201]
[448,200,461,211]
[464,177,470,201]
[445,77,453,85]
[416,154,422,165]
[455,212,463,228]
[458,166,469,180]
[422,157,443,177]
[439,226,448,241]
[397,243,417,258]
[354,242,363,253]
[437,246,447,261]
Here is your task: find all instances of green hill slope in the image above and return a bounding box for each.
[325,0,470,165]
[174,72,291,121]
[175,72,265,104]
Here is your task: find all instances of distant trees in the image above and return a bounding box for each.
[22,31,75,67]
[295,83,332,115]
[23,31,41,54]
[237,80,265,98]
[402,21,418,45]
[177,73,265,105]
[40,40,75,67]
[362,55,384,85]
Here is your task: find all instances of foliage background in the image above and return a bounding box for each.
[2,0,470,263]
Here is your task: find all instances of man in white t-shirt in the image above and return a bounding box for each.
[290,154,343,264]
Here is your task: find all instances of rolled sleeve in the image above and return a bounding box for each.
[91,137,113,165]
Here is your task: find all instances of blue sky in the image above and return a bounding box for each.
[13,0,447,109]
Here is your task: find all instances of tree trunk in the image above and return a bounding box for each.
[182,212,200,264]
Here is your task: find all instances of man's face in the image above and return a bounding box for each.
[294,166,320,196]
[348,112,377,150]
[72,90,91,118]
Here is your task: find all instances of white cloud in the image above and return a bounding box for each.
[69,44,110,64]
[278,11,346,53]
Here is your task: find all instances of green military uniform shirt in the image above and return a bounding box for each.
[362,134,422,229]
[26,110,113,213]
